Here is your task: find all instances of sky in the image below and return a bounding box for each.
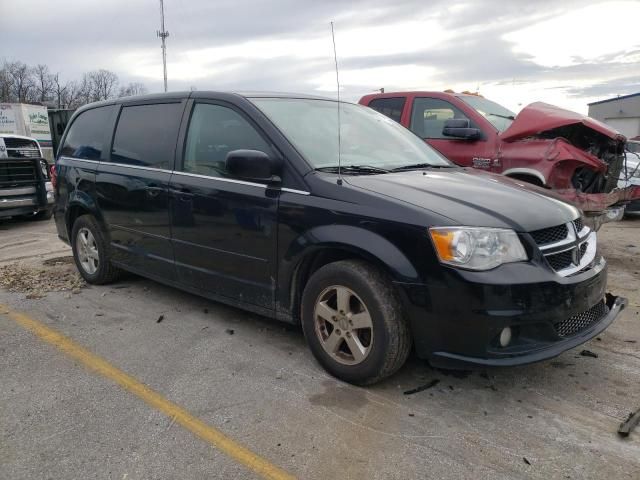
[2,0,639,114]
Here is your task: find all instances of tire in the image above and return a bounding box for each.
[301,259,411,385]
[33,209,53,221]
[71,214,121,284]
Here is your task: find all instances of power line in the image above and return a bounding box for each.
[157,0,169,92]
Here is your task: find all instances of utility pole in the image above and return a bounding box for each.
[157,0,169,92]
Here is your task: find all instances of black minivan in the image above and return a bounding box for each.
[53,92,626,385]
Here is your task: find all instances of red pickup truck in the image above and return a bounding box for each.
[359,91,640,221]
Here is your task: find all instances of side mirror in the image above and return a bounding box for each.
[442,118,482,140]
[225,149,282,182]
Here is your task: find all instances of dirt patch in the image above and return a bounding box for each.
[0,257,84,298]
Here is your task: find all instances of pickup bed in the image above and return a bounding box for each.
[360,91,640,223]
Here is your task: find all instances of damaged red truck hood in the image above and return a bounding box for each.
[500,102,625,142]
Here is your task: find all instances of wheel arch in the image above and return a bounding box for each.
[278,225,420,323]
[65,191,105,241]
[503,168,546,187]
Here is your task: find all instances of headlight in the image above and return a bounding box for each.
[429,227,527,270]
[40,160,49,178]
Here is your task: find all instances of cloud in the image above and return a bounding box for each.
[1,0,638,113]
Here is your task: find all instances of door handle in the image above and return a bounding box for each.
[169,188,194,200]
[145,186,164,197]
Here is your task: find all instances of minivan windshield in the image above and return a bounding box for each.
[251,98,452,171]
[459,96,516,132]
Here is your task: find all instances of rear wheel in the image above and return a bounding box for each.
[71,215,121,284]
[301,260,411,385]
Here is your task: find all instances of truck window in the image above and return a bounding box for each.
[111,103,183,169]
[183,103,272,178]
[368,97,406,123]
[60,106,114,160]
[410,98,473,139]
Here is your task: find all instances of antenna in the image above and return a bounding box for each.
[157,0,170,92]
[330,22,343,185]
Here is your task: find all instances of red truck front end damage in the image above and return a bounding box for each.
[499,102,639,219]
[359,92,640,224]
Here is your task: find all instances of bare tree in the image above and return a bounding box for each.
[0,60,146,108]
[33,64,54,103]
[87,69,119,101]
[118,82,148,98]
[52,73,68,108]
[6,61,35,102]
[0,62,11,102]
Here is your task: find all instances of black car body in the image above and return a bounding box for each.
[53,92,626,384]
[0,134,54,220]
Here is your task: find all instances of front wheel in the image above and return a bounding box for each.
[71,215,121,284]
[301,260,411,385]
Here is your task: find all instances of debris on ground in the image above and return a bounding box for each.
[157,315,164,323]
[0,260,84,296]
[551,361,575,369]
[403,379,440,395]
[225,328,235,335]
[618,408,640,438]
[437,368,470,379]
[580,350,598,358]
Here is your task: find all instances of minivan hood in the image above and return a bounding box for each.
[500,102,625,142]
[345,168,579,232]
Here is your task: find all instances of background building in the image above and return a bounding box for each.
[588,92,640,140]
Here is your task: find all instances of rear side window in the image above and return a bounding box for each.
[368,97,406,123]
[410,98,473,139]
[183,103,272,177]
[111,103,183,169]
[60,106,114,160]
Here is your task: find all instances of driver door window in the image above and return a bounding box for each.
[410,98,473,139]
[183,103,272,177]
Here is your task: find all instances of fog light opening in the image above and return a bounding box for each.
[499,327,512,347]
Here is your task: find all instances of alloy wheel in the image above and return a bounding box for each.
[313,285,374,365]
[76,227,99,275]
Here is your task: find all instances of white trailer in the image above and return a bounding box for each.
[0,103,53,161]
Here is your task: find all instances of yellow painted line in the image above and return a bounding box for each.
[0,304,295,480]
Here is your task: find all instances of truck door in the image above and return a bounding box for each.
[409,97,494,169]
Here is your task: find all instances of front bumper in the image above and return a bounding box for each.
[555,185,640,214]
[431,294,626,368]
[397,257,627,369]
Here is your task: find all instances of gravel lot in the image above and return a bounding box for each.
[1,216,639,479]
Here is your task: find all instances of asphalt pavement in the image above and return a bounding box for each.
[1,217,639,479]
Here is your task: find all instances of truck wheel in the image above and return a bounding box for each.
[71,215,121,284]
[301,260,411,385]
[33,209,53,221]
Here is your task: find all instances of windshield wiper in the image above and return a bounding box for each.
[488,113,515,120]
[315,165,390,174]
[390,163,453,172]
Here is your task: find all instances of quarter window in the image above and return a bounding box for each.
[410,98,474,139]
[111,103,183,169]
[60,106,114,160]
[368,97,406,123]
[183,103,272,177]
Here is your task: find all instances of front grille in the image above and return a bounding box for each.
[0,160,38,187]
[578,242,588,262]
[573,218,584,233]
[3,138,40,158]
[554,300,608,338]
[530,224,569,245]
[547,249,574,271]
